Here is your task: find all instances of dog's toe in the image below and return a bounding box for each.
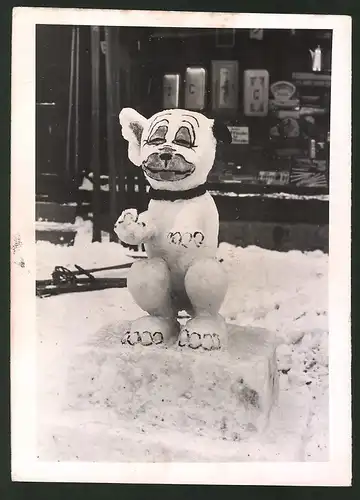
[140,330,152,346]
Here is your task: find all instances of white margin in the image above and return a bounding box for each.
[10,8,352,486]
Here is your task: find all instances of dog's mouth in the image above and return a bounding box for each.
[143,167,195,181]
[142,153,195,181]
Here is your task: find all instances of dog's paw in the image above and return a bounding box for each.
[116,208,139,226]
[177,315,227,352]
[121,330,165,346]
[121,316,180,347]
[114,209,150,245]
[177,329,221,350]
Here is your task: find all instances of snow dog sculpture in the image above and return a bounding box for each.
[115,108,232,351]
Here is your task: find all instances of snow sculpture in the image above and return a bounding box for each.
[115,108,232,350]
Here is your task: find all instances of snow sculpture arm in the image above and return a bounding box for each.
[114,209,156,246]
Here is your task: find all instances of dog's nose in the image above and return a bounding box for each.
[159,152,172,162]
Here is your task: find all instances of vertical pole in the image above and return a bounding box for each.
[104,27,118,242]
[115,34,126,218]
[90,26,102,242]
[65,27,76,180]
[74,27,80,179]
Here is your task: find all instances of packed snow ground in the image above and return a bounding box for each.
[36,219,329,462]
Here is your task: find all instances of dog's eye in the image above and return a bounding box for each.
[173,126,193,148]
[175,138,191,147]
[148,137,166,145]
[147,125,167,145]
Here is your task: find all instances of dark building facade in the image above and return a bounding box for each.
[36,25,331,250]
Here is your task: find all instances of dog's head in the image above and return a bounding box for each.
[119,108,232,191]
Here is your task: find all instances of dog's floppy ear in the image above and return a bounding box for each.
[119,108,148,166]
[212,119,232,144]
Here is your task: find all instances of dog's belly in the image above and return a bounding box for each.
[144,194,219,289]
[145,239,215,288]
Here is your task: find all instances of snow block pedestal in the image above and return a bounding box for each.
[68,322,279,443]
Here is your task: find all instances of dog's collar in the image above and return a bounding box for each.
[148,183,208,201]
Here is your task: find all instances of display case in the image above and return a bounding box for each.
[129,28,332,196]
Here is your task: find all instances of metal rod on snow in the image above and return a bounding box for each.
[36,277,128,298]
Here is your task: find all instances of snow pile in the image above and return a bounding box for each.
[218,243,328,344]
[36,218,133,280]
[36,230,328,462]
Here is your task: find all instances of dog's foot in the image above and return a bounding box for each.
[121,315,180,347]
[177,314,227,352]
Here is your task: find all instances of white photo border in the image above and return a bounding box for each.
[10,7,352,486]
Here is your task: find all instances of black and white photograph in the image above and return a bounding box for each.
[11,8,351,486]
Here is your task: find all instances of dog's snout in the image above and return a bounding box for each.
[159,152,172,162]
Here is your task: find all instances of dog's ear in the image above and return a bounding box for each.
[119,108,148,166]
[212,119,232,144]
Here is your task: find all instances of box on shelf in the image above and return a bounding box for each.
[258,170,290,186]
[292,72,331,88]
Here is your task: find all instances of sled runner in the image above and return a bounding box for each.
[36,262,131,298]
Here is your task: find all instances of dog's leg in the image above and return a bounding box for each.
[122,257,180,347]
[177,258,228,351]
